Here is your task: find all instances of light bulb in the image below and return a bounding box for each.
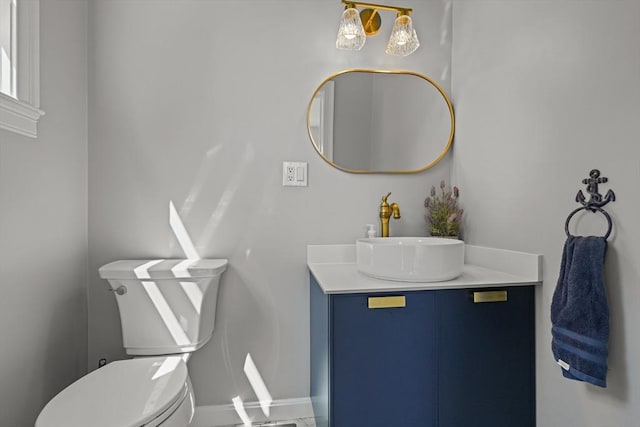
[336,8,366,51]
[386,14,420,56]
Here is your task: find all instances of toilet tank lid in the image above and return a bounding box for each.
[99,259,228,280]
[35,356,189,427]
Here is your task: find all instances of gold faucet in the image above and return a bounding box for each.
[379,192,401,237]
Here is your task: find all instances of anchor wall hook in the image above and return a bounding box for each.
[565,169,615,239]
[575,169,616,211]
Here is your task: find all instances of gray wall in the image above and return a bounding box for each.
[452,0,640,424]
[88,0,451,409]
[0,1,88,426]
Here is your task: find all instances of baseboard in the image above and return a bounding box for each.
[192,397,314,427]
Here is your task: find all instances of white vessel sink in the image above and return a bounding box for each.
[356,237,464,282]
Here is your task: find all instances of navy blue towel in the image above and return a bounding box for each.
[551,235,609,387]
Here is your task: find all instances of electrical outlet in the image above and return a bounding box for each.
[282,161,307,187]
[286,165,296,183]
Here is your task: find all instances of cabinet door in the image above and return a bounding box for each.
[437,287,535,427]
[331,292,438,427]
[310,275,330,427]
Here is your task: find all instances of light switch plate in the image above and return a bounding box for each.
[282,161,308,187]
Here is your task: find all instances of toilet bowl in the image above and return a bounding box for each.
[36,356,194,427]
[35,259,228,427]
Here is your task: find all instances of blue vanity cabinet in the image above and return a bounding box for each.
[436,286,535,427]
[310,274,438,427]
[310,274,535,427]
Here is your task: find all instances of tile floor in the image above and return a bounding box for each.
[222,417,316,427]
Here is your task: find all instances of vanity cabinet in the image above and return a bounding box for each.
[310,275,535,427]
[436,286,535,427]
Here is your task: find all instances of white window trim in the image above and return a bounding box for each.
[0,0,44,138]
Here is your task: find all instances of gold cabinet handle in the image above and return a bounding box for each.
[368,295,406,309]
[473,290,507,303]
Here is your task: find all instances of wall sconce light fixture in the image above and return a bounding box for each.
[336,1,420,56]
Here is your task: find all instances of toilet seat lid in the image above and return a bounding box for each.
[36,356,189,427]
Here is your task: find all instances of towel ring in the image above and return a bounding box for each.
[564,206,613,240]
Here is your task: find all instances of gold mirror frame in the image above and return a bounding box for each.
[306,69,455,174]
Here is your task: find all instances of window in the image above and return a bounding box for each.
[0,0,43,138]
[0,0,17,97]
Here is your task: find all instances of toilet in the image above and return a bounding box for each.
[35,258,228,427]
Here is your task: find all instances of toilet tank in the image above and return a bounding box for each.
[99,259,228,356]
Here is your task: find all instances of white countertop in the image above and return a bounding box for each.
[308,244,543,294]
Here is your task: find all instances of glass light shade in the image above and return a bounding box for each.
[336,8,366,50]
[385,15,420,56]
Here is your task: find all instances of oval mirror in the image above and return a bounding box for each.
[307,70,454,174]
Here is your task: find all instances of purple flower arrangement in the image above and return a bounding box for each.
[424,180,463,238]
